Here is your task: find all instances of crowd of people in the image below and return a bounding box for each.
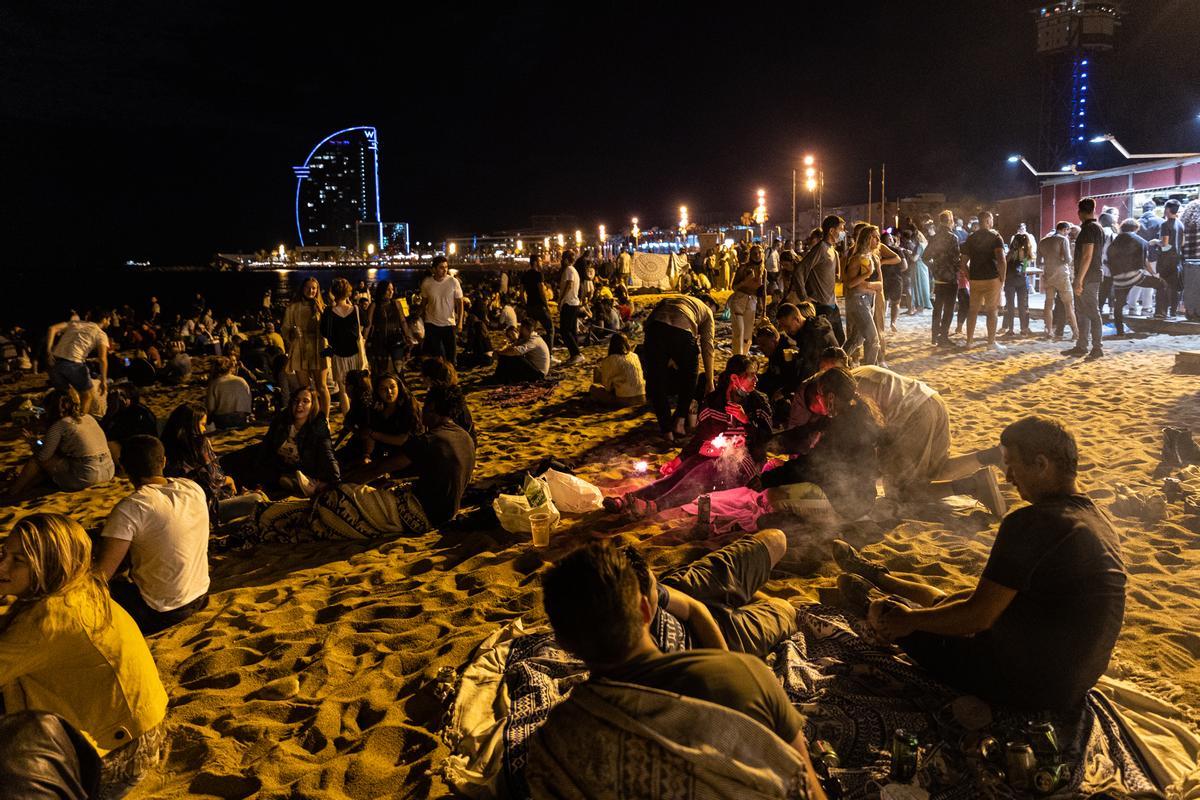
[2,194,1193,797]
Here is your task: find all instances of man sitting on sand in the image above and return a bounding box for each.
[838,416,1126,712]
[493,319,550,384]
[45,309,111,416]
[536,540,825,798]
[625,528,796,659]
[96,435,211,636]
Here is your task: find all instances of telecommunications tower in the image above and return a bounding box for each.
[1033,2,1122,170]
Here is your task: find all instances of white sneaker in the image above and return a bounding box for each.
[972,468,1007,517]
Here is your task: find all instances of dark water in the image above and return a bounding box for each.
[7,267,434,333]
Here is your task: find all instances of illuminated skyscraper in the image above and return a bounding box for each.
[293,126,382,249]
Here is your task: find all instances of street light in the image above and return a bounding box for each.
[277,244,286,260]
[1089,133,1200,159]
[803,154,815,167]
[543,236,551,253]
[556,233,565,248]
[516,239,523,253]
[631,217,640,248]
[366,242,375,257]
[598,224,606,242]
[678,205,688,234]
[1006,154,1085,176]
[754,189,767,239]
[448,242,457,256]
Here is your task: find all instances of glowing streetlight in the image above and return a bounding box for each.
[516,239,524,253]
[543,236,551,252]
[678,205,688,234]
[598,225,607,243]
[556,233,565,248]
[754,189,767,238]
[1006,154,1084,176]
[448,242,457,256]
[366,242,376,257]
[631,217,640,247]
[1089,133,1200,159]
[805,178,818,192]
[574,229,583,248]
[277,244,286,260]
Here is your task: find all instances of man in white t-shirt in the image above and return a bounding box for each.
[45,310,111,416]
[96,435,211,635]
[421,255,465,366]
[558,257,583,365]
[494,319,550,383]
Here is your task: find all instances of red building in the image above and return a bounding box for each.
[1039,156,1200,233]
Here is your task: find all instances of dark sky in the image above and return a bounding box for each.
[3,0,1199,266]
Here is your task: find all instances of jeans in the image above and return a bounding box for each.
[495,354,545,384]
[932,282,957,343]
[109,578,208,636]
[845,292,879,365]
[1156,252,1182,316]
[423,322,458,366]
[815,303,845,345]
[643,320,702,434]
[630,451,759,513]
[559,304,581,358]
[1075,282,1103,352]
[1043,277,1077,338]
[527,304,556,347]
[1112,272,1167,334]
[1002,275,1030,332]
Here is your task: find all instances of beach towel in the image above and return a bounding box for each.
[442,604,1200,799]
[526,680,812,799]
[629,253,685,290]
[236,482,430,545]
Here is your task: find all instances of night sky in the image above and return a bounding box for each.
[3,1,1199,267]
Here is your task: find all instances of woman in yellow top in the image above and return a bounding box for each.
[283,276,331,417]
[843,225,886,365]
[0,513,168,798]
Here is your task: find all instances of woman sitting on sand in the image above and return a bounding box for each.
[339,373,422,483]
[419,357,476,441]
[603,355,772,518]
[3,387,115,502]
[255,385,339,497]
[162,403,266,525]
[282,276,331,417]
[0,513,168,798]
[757,366,882,520]
[589,333,645,408]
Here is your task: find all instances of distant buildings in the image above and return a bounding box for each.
[293,126,382,250]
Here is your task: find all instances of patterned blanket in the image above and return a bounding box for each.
[487,605,1165,799]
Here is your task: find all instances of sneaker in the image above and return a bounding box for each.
[1061,346,1087,357]
[836,573,880,618]
[1085,349,1104,361]
[564,354,584,366]
[831,539,890,583]
[971,468,1007,518]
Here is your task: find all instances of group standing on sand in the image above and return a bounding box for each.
[1,193,1194,796]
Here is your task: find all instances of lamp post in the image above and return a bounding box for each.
[598,225,606,258]
[631,217,640,249]
[1090,134,1200,159]
[448,242,457,257]
[678,205,688,249]
[543,236,551,255]
[1006,154,1088,176]
[574,229,583,251]
[277,244,286,262]
[754,189,767,241]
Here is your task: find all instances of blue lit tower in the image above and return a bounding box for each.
[1034,3,1122,169]
[293,126,382,250]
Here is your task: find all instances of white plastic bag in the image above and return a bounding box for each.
[493,474,561,534]
[539,468,603,513]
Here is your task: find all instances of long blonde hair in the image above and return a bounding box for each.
[1,513,112,632]
[293,276,326,314]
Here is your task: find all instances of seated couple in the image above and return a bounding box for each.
[836,416,1126,713]
[532,532,827,799]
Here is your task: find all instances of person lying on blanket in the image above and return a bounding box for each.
[837,415,1127,713]
[540,539,827,799]
[624,528,797,659]
[602,354,773,519]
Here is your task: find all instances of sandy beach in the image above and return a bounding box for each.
[2,307,1199,799]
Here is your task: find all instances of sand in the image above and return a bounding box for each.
[2,307,1199,799]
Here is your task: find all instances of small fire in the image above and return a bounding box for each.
[633,460,649,474]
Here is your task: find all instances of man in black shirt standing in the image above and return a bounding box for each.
[962,211,1006,351]
[845,416,1126,712]
[924,210,962,347]
[520,253,556,350]
[1156,199,1185,319]
[1064,198,1107,360]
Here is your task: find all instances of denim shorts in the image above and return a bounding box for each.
[48,360,92,393]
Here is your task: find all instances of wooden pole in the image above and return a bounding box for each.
[881,163,886,231]
[867,168,873,227]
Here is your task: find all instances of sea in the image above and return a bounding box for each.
[6,266,458,334]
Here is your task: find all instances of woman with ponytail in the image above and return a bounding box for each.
[0,513,168,798]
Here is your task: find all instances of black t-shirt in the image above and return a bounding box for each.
[320,307,362,357]
[1106,232,1147,276]
[964,229,1004,280]
[520,269,548,309]
[980,495,1126,708]
[403,421,476,525]
[1075,219,1106,284]
[600,649,804,743]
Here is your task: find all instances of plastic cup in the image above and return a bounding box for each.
[529,512,553,547]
